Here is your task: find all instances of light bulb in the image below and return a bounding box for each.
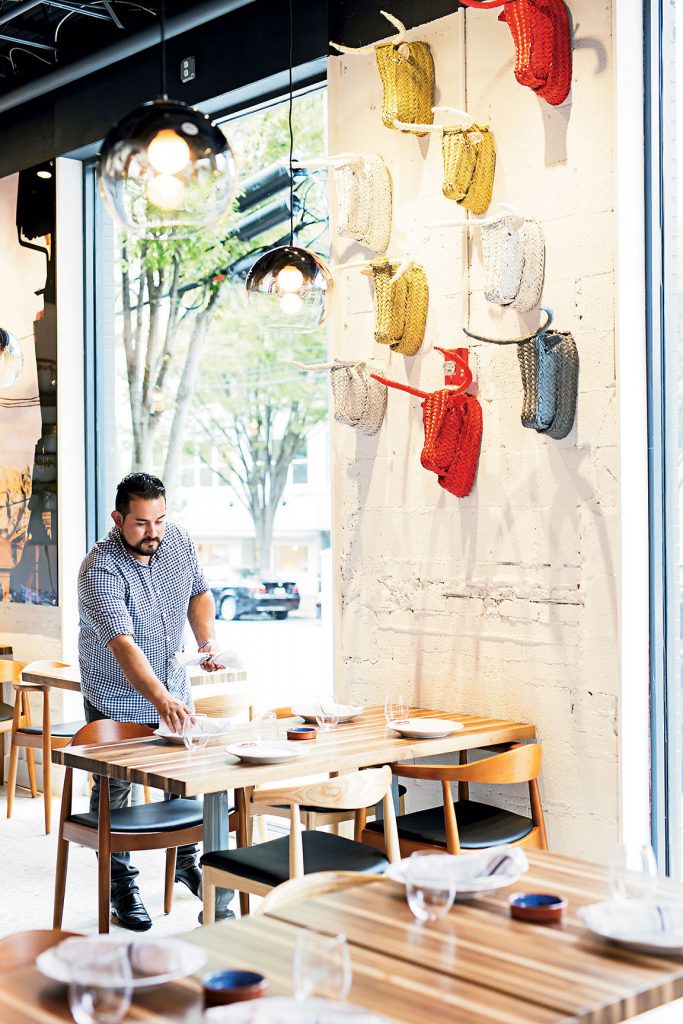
[276,265,305,293]
[147,129,191,175]
[147,174,186,211]
[279,292,304,316]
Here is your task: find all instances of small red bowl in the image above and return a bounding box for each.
[509,892,567,924]
[286,726,317,741]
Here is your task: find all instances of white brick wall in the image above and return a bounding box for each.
[329,4,618,859]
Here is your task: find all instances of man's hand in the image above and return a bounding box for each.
[156,695,193,734]
[198,640,226,673]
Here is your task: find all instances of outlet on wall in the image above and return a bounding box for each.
[181,56,196,83]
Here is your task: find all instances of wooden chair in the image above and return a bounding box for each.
[6,660,85,834]
[256,870,381,916]
[53,720,216,934]
[0,660,25,787]
[0,929,84,971]
[201,765,400,922]
[360,744,548,856]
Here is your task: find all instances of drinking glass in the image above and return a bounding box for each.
[67,944,132,1024]
[405,851,456,923]
[251,711,278,741]
[384,693,408,726]
[608,842,658,901]
[182,713,211,751]
[292,930,351,1001]
[315,701,340,732]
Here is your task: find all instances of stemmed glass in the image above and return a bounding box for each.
[182,713,211,752]
[405,851,456,923]
[608,842,658,901]
[292,930,352,1001]
[384,693,408,727]
[315,702,340,732]
[66,943,132,1024]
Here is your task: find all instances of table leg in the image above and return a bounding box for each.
[203,790,234,919]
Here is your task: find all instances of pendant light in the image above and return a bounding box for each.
[245,0,335,332]
[97,1,236,239]
[0,329,23,389]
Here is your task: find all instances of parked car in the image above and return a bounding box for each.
[210,574,300,620]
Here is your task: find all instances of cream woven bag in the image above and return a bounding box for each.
[480,215,545,313]
[333,155,393,254]
[330,361,388,435]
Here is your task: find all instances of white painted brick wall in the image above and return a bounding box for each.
[329,4,618,860]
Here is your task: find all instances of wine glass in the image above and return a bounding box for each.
[251,711,278,741]
[182,713,211,751]
[405,851,456,923]
[315,701,340,732]
[67,944,132,1024]
[384,693,408,726]
[292,930,351,1001]
[608,842,658,901]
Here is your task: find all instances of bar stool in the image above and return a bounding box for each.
[0,660,24,786]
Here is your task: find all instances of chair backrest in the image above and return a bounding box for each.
[0,929,83,971]
[194,691,253,719]
[255,765,393,811]
[0,660,25,685]
[391,743,542,785]
[256,871,381,916]
[71,720,154,746]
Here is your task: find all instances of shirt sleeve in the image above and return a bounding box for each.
[78,564,135,646]
[188,536,209,597]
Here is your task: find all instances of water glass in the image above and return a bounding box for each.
[182,713,211,751]
[405,851,456,923]
[251,711,278,741]
[384,693,408,725]
[608,842,658,901]
[292,930,351,1001]
[315,701,340,731]
[67,944,132,1024]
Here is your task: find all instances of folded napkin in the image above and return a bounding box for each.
[579,900,683,945]
[157,716,235,738]
[171,649,244,669]
[131,939,189,975]
[405,846,528,885]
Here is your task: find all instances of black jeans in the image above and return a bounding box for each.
[84,699,199,900]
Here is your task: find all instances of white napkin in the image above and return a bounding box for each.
[579,900,683,945]
[131,939,188,975]
[293,702,363,717]
[157,717,235,738]
[448,846,529,883]
[171,649,244,669]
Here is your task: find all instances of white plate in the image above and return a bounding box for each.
[226,740,301,764]
[205,997,387,1023]
[36,936,207,989]
[385,855,526,899]
[579,901,683,956]
[153,728,233,747]
[388,717,464,739]
[291,703,365,724]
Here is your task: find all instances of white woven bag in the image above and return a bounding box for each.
[330,361,387,435]
[510,219,545,313]
[333,155,392,254]
[480,215,545,313]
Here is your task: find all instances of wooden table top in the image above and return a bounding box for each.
[5,851,683,1023]
[21,662,247,693]
[52,707,536,796]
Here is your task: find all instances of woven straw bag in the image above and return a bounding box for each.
[442,125,496,215]
[330,361,387,436]
[333,155,393,254]
[480,215,545,312]
[371,259,429,356]
[499,0,572,106]
[375,41,435,133]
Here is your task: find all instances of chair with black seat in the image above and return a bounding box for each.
[360,744,548,856]
[201,765,400,921]
[53,719,219,934]
[0,660,25,786]
[6,660,85,834]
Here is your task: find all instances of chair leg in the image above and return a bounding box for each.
[26,748,38,798]
[203,872,216,925]
[42,739,52,835]
[6,741,19,818]
[0,732,4,786]
[98,780,111,934]
[53,835,70,927]
[257,814,268,843]
[239,891,250,917]
[164,848,177,914]
[144,786,152,804]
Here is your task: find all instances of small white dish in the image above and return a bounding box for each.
[153,728,233,747]
[579,900,683,956]
[291,703,364,724]
[388,718,464,739]
[226,740,301,764]
[37,936,207,989]
[205,997,387,1022]
[385,850,527,899]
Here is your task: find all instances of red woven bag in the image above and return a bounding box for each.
[372,348,483,499]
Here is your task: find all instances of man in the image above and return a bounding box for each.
[78,471,226,931]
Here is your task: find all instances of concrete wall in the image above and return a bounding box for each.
[329,4,618,858]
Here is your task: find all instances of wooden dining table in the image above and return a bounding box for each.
[5,850,683,1023]
[53,705,536,916]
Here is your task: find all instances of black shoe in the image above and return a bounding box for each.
[111,889,152,932]
[175,864,202,898]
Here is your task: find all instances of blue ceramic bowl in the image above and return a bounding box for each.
[509,892,567,923]
[287,726,317,741]
[203,969,268,1007]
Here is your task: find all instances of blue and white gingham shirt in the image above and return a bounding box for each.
[77,522,209,723]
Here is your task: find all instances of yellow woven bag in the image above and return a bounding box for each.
[442,125,496,215]
[371,259,429,356]
[375,41,435,133]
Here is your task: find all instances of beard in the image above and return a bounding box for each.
[121,535,162,557]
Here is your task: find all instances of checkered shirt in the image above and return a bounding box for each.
[77,522,209,723]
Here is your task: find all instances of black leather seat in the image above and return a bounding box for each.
[19,720,86,738]
[365,799,534,850]
[69,798,205,834]
[201,830,388,888]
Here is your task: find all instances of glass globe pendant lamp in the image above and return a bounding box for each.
[0,329,23,388]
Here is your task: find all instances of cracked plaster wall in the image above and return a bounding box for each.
[328,3,618,859]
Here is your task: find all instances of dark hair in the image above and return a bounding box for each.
[115,472,166,515]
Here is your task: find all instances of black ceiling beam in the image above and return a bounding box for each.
[0,32,56,50]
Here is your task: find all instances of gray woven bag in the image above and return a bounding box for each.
[330,361,387,436]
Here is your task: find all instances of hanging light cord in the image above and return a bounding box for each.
[288,0,294,246]
[160,0,167,100]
